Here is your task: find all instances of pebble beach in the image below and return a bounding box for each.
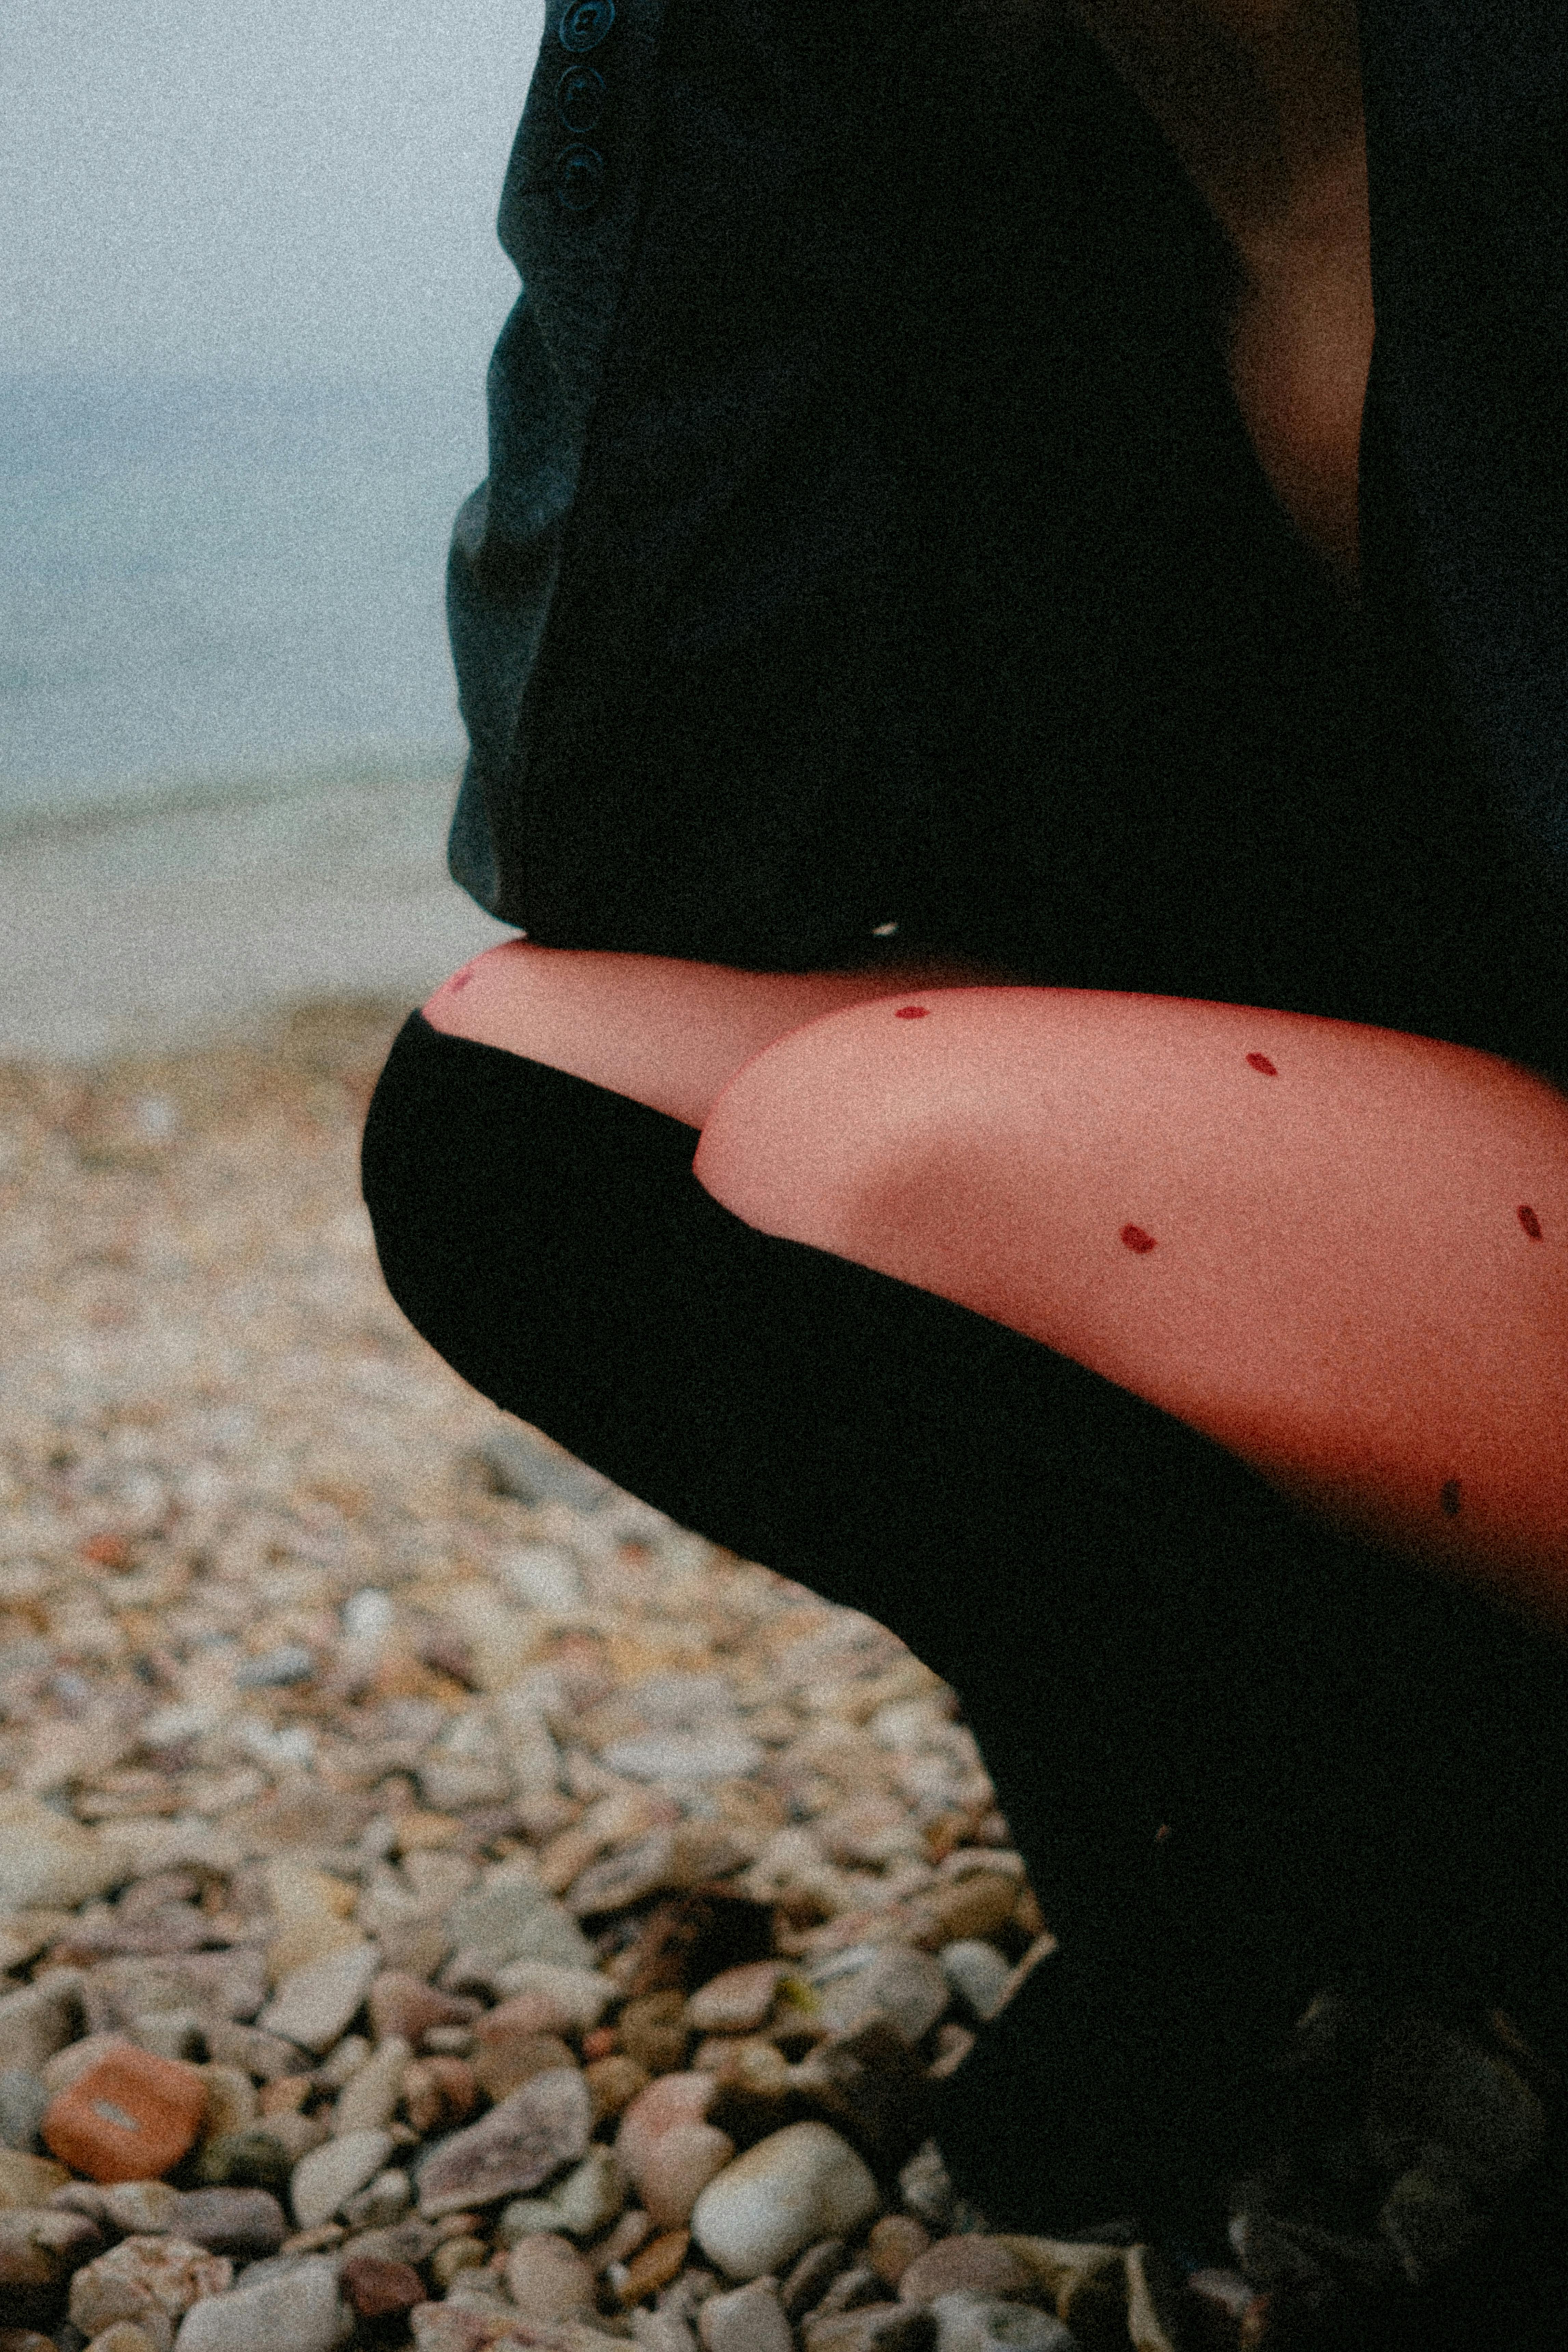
[3,994,1566,2352]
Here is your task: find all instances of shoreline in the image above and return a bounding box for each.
[0,768,513,1065]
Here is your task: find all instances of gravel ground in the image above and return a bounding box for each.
[2,998,1566,2352]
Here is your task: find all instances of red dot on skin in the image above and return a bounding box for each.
[1519,1204,1544,1239]
[895,1006,928,1019]
[1246,1053,1278,1076]
[1120,1225,1157,1254]
[1440,1479,1462,1517]
[450,970,473,993]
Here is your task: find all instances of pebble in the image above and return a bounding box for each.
[866,2219,930,2290]
[617,2075,735,2230]
[504,2231,598,2320]
[368,1976,481,2049]
[926,2296,1074,2352]
[473,2028,579,2104]
[691,2126,882,2282]
[195,2066,259,2144]
[291,2128,395,2229]
[333,2036,411,2134]
[192,2131,294,2195]
[685,1967,787,2039]
[257,1944,381,2056]
[43,2048,209,2184]
[100,2183,183,2235]
[234,1647,316,1690]
[167,2189,287,2258]
[340,2251,426,2321]
[780,2240,849,2321]
[602,1730,765,1783]
[340,2169,413,2231]
[487,1965,614,2030]
[618,2227,692,2305]
[0,2147,70,2205]
[0,1983,83,2080]
[68,2237,232,2349]
[0,2204,105,2299]
[497,2147,627,2243]
[0,2069,50,2154]
[85,2325,162,2352]
[416,2069,592,2218]
[0,1802,119,1912]
[897,2242,1037,2307]
[170,2252,345,2352]
[402,2057,480,2137]
[936,1946,1011,2028]
[443,1864,597,1976]
[697,2277,793,2352]
[814,1951,949,2050]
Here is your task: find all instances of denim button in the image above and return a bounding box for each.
[558,0,614,53]
[555,144,607,210]
[557,64,606,134]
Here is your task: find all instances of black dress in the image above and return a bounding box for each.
[363,0,1568,2278]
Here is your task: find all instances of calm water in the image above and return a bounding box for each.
[0,370,489,828]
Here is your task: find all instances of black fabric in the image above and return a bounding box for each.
[443,0,1568,1087]
[361,1009,1568,2242]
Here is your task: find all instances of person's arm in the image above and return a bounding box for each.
[693,985,1568,1634]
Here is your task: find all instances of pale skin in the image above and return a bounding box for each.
[422,0,1568,1635]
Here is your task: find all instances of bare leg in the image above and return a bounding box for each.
[421,938,1024,1128]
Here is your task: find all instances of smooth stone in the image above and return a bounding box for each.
[416,2069,592,2219]
[234,1647,315,1690]
[191,2131,294,2196]
[340,2251,426,2321]
[691,2125,882,2282]
[291,2130,395,2230]
[898,2242,1037,2307]
[0,1800,119,1910]
[485,1964,613,2029]
[194,2066,259,2145]
[866,2219,930,2290]
[699,2278,794,2352]
[601,1730,764,1783]
[497,2147,627,2244]
[443,1864,596,1975]
[171,2253,346,2352]
[0,2068,50,2153]
[0,2203,106,2294]
[685,1966,787,2039]
[927,2295,1074,2352]
[814,1952,949,2050]
[503,2232,597,2321]
[333,2039,410,2136]
[936,1946,1012,2028]
[340,2169,413,2231]
[169,2189,287,2259]
[0,2146,70,2205]
[0,1981,83,2081]
[100,2184,184,2236]
[258,1945,381,2057]
[86,2325,163,2352]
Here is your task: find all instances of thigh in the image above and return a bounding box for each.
[420,939,1021,1126]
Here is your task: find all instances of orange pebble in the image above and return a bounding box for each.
[43,2045,209,2183]
[618,2230,690,2306]
[581,2026,618,2062]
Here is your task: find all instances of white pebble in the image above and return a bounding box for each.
[691,2123,881,2282]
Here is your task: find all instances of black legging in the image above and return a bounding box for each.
[360,1009,1568,2248]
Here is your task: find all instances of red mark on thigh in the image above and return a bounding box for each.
[1246,1053,1277,1076]
[1518,1204,1543,1239]
[449,970,473,992]
[1440,1479,1462,1517]
[895,1006,928,1019]
[1120,1225,1157,1254]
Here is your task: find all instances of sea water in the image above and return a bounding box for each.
[0,368,487,825]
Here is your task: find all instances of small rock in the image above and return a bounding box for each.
[191,2131,294,2196]
[44,2049,209,2186]
[473,2030,578,2105]
[317,2036,373,2092]
[340,2216,437,2268]
[84,2325,162,2352]
[443,1863,596,1975]
[698,2277,793,2352]
[602,1731,765,1784]
[291,2129,395,2230]
[334,2038,410,2135]
[0,2205,106,2306]
[504,2232,597,2321]
[898,2242,1036,2307]
[914,1881,1017,1952]
[170,2252,345,2352]
[402,2057,479,2138]
[235,1647,315,1690]
[497,2148,627,2244]
[341,2169,413,2232]
[686,1967,787,2039]
[340,2253,426,2321]
[0,1800,119,1911]
[691,2125,882,2282]
[416,2069,592,2218]
[780,2241,849,2322]
[586,2055,652,2125]
[367,1977,481,2049]
[896,2148,956,2238]
[0,2070,50,2155]
[69,2237,232,2349]
[170,2189,287,2259]
[620,1993,692,2078]
[195,2067,259,2146]
[803,2310,934,2352]
[815,1953,949,2051]
[100,2184,184,2236]
[617,2075,735,2231]
[0,2147,69,2205]
[200,2025,303,2085]
[488,1964,615,2029]
[927,2295,1073,2352]
[0,1981,83,2082]
[866,2220,929,2291]
[936,1948,1011,2029]
[617,2228,691,2306]
[429,2234,489,2289]
[257,1945,381,2057]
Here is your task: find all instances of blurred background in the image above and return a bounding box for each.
[1,0,539,1057]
